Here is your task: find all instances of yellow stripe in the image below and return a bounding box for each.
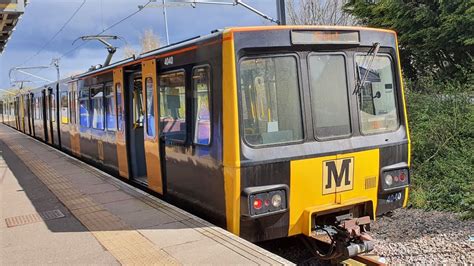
[222,30,241,235]
[394,33,411,207]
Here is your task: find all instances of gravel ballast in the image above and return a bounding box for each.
[371,209,474,264]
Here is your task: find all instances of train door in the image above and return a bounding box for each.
[157,68,191,200]
[45,89,53,144]
[113,68,129,178]
[142,59,164,194]
[15,97,20,129]
[124,67,148,185]
[30,93,35,137]
[54,84,61,148]
[25,94,32,135]
[20,96,25,132]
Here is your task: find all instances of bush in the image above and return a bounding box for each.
[406,79,473,218]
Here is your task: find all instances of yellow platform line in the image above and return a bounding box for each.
[6,142,178,265]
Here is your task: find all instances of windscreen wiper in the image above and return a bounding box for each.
[353,42,381,95]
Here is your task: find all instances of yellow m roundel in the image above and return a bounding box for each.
[322,157,354,195]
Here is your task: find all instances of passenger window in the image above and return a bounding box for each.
[308,54,351,139]
[79,88,90,128]
[60,92,69,124]
[239,56,303,146]
[192,66,211,145]
[115,83,123,131]
[159,71,186,142]
[132,78,144,128]
[50,93,56,122]
[145,77,156,137]
[69,83,77,124]
[105,83,116,131]
[91,86,105,130]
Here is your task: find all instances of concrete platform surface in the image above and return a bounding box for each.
[0,124,293,265]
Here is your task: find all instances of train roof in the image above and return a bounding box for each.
[75,25,396,79]
[6,25,396,97]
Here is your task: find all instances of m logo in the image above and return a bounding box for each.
[323,158,354,195]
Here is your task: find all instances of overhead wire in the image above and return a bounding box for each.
[59,0,153,60]
[16,0,87,67]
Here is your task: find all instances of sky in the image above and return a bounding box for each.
[0,0,279,90]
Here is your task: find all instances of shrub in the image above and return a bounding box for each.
[406,78,473,218]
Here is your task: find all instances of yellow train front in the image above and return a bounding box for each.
[221,26,410,256]
[1,25,410,258]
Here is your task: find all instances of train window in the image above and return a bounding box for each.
[50,93,56,122]
[115,83,123,131]
[91,86,105,130]
[159,71,186,142]
[308,54,351,139]
[69,83,77,124]
[145,77,155,137]
[192,66,211,145]
[132,79,144,128]
[70,91,76,124]
[239,56,303,146]
[356,54,399,134]
[79,88,91,127]
[105,83,116,131]
[60,92,69,124]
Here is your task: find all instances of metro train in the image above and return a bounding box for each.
[1,26,410,259]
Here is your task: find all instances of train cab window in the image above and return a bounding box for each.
[115,83,123,131]
[356,54,399,134]
[308,54,351,139]
[159,71,186,142]
[239,56,303,146]
[105,83,116,131]
[132,79,144,128]
[145,77,155,137]
[192,66,211,145]
[79,88,91,127]
[91,86,105,130]
[60,92,69,124]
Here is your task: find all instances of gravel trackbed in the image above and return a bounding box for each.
[371,209,473,264]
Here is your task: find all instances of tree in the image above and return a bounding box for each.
[286,0,357,26]
[140,29,161,53]
[122,29,161,59]
[345,0,474,83]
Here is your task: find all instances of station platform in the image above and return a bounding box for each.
[0,124,292,265]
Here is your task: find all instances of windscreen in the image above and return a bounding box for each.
[356,54,399,134]
[239,56,303,146]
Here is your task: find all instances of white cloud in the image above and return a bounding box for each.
[1,0,278,89]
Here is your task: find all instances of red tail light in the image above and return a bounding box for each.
[399,172,406,181]
[253,199,263,210]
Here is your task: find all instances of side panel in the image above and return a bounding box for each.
[142,60,163,193]
[222,30,241,235]
[113,68,129,179]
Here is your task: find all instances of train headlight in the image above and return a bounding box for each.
[241,185,288,219]
[384,174,393,186]
[271,194,282,208]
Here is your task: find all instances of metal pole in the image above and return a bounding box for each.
[276,0,286,25]
[163,0,170,45]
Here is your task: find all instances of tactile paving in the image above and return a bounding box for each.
[6,140,178,265]
[5,209,65,227]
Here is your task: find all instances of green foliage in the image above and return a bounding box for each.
[406,78,473,218]
[345,0,474,83]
